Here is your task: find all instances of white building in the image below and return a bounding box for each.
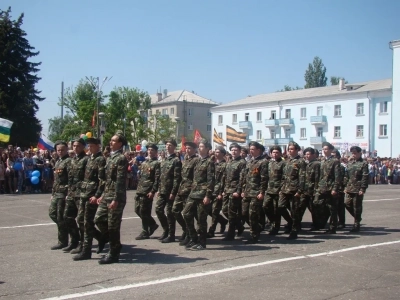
[211,39,400,157]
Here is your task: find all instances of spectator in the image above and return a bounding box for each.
[23,151,34,194]
[6,151,16,193]
[0,153,5,193]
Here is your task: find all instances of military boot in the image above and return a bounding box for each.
[62,242,79,253]
[161,235,175,243]
[244,237,259,244]
[73,248,92,261]
[287,231,298,240]
[51,242,67,250]
[179,236,190,246]
[178,232,187,242]
[350,222,360,233]
[135,232,150,240]
[99,245,121,265]
[157,231,169,241]
[70,242,83,254]
[222,223,235,241]
[207,228,215,238]
[149,223,159,237]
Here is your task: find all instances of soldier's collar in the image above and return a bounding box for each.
[110,148,123,157]
[61,154,69,160]
[167,153,176,159]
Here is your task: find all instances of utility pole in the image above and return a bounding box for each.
[61,81,64,120]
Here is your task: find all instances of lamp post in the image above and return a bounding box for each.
[98,112,105,148]
[174,117,180,140]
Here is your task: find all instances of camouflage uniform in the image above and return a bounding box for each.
[66,152,89,246]
[337,163,346,226]
[224,156,246,238]
[208,159,228,234]
[135,157,160,235]
[94,149,127,258]
[155,153,182,237]
[299,158,320,225]
[49,154,72,246]
[79,151,106,251]
[344,157,368,229]
[182,155,215,246]
[240,156,268,241]
[263,157,286,232]
[172,154,199,235]
[279,155,306,233]
[314,156,342,231]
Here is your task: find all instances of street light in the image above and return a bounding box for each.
[175,117,180,139]
[98,112,105,148]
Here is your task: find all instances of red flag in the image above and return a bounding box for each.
[181,135,186,153]
[193,130,202,145]
[91,110,96,128]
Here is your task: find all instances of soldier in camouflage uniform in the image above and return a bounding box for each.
[182,139,215,250]
[222,143,246,241]
[313,142,342,234]
[207,146,228,238]
[344,146,369,232]
[49,141,72,250]
[172,141,199,246]
[332,149,346,229]
[299,147,320,229]
[73,137,107,261]
[263,146,287,235]
[134,143,161,240]
[240,142,268,244]
[155,138,182,243]
[62,138,89,253]
[279,141,306,240]
[94,131,128,264]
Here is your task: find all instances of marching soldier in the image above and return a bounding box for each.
[49,141,72,250]
[332,149,346,229]
[63,138,89,253]
[134,143,161,240]
[279,141,306,240]
[94,131,128,264]
[344,146,369,232]
[240,142,268,244]
[73,137,107,261]
[155,138,182,243]
[182,139,215,250]
[172,141,199,246]
[222,143,247,241]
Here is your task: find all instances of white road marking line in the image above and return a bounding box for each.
[40,239,400,300]
[364,198,400,202]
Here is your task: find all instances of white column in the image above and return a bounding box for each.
[390,40,400,157]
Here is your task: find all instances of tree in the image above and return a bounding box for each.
[48,114,74,142]
[304,56,327,89]
[147,112,177,144]
[330,76,348,86]
[277,85,303,92]
[0,7,44,147]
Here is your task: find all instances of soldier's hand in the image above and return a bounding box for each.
[217,195,222,200]
[96,197,102,205]
[232,192,239,198]
[358,190,364,195]
[147,192,154,199]
[241,193,245,198]
[203,197,210,205]
[109,200,118,210]
[257,193,264,200]
[89,196,97,204]
[169,194,175,201]
[294,192,300,198]
[331,190,337,196]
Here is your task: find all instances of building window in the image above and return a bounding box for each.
[257,111,262,122]
[380,101,388,113]
[188,123,193,131]
[206,124,211,132]
[356,125,364,138]
[301,108,306,119]
[285,109,291,119]
[156,109,160,114]
[379,124,387,136]
[170,107,174,115]
[207,110,211,117]
[271,110,276,119]
[245,113,249,121]
[317,106,323,116]
[270,130,275,139]
[149,110,153,117]
[188,108,193,116]
[162,108,168,115]
[356,103,364,115]
[317,127,323,137]
[218,132,223,138]
[334,126,341,138]
[218,115,223,125]
[256,130,262,140]
[285,129,291,138]
[300,128,306,138]
[334,105,341,117]
[232,114,237,124]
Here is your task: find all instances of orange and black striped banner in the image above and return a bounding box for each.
[226,125,247,143]
[213,129,226,146]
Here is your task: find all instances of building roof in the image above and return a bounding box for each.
[150,90,218,106]
[216,78,392,109]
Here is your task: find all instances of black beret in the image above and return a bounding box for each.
[332,148,341,158]
[303,147,315,155]
[288,141,301,151]
[215,146,226,155]
[54,140,68,148]
[249,141,263,150]
[229,143,242,150]
[184,141,197,148]
[114,130,127,146]
[350,146,362,153]
[86,137,100,145]
[322,142,334,150]
[198,139,212,149]
[73,138,86,146]
[147,143,158,151]
[269,145,282,153]
[165,138,177,147]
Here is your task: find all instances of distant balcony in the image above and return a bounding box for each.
[264,119,279,127]
[277,137,293,144]
[310,136,326,144]
[278,118,294,128]
[239,121,252,129]
[310,115,327,125]
[264,138,277,145]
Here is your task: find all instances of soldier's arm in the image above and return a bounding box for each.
[220,165,226,196]
[314,162,321,195]
[115,156,128,202]
[260,161,269,195]
[360,162,369,192]
[206,159,215,199]
[238,162,248,195]
[67,160,73,197]
[152,161,161,194]
[280,161,287,189]
[95,157,106,199]
[297,160,306,195]
[171,159,182,196]
[333,160,341,192]
[343,164,349,189]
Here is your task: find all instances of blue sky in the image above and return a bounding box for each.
[3,0,400,136]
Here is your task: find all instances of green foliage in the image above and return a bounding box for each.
[304,56,327,89]
[0,7,43,147]
[48,114,75,142]
[147,112,177,144]
[330,76,348,85]
[276,85,303,92]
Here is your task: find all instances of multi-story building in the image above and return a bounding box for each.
[211,38,400,157]
[149,89,218,140]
